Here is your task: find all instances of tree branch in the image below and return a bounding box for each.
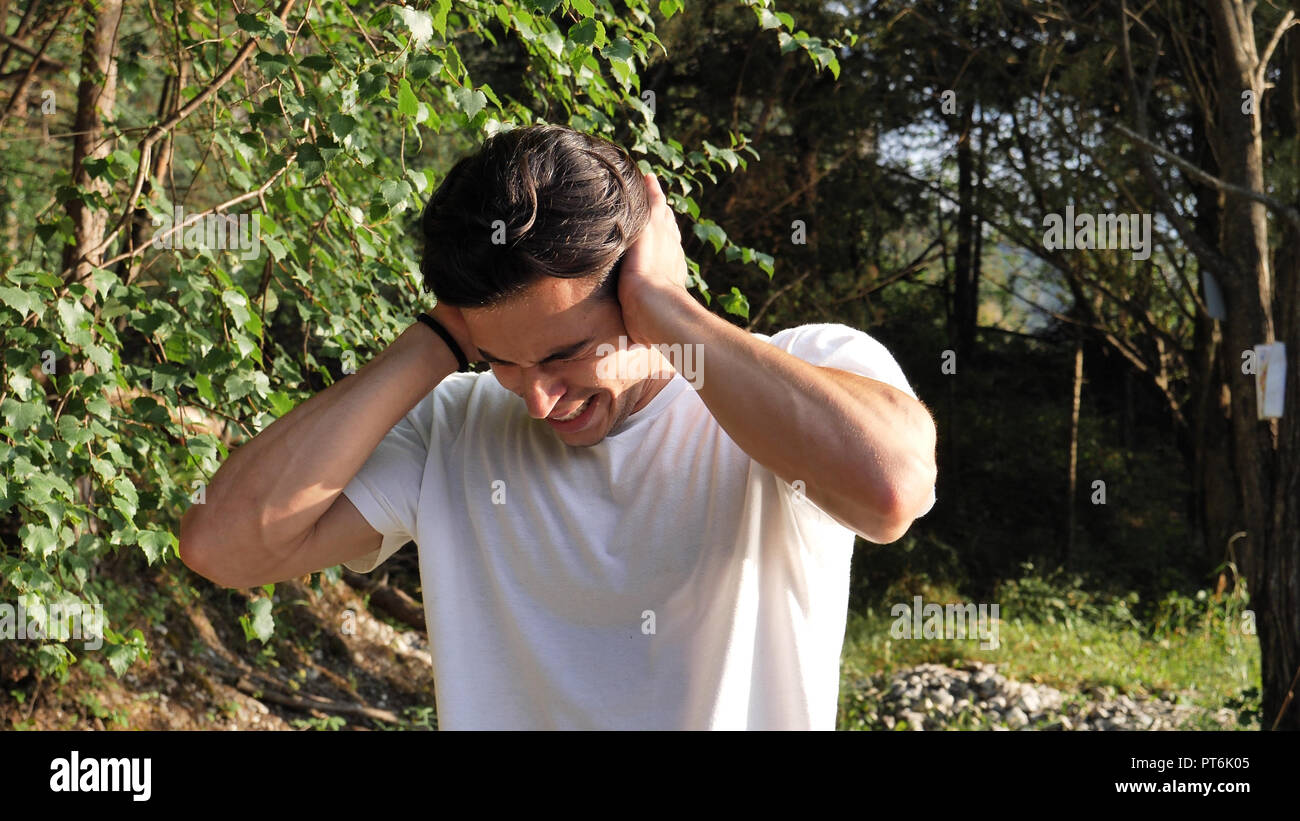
[1110,121,1300,231]
[60,0,299,279]
[1255,11,1296,91]
[0,3,75,131]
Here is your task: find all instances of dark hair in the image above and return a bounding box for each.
[418,123,650,308]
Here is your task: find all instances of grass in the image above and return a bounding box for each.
[837,564,1262,730]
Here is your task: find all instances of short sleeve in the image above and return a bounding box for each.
[760,323,936,520]
[341,405,427,573]
[340,371,480,572]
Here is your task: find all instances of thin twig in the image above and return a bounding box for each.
[1110,122,1300,231]
[61,0,300,278]
[0,3,75,132]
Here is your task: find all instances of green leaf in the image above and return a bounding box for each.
[406,167,431,194]
[541,29,564,58]
[409,54,443,81]
[394,6,434,47]
[137,529,178,565]
[267,391,294,417]
[432,0,451,37]
[1,398,46,430]
[194,372,217,405]
[380,179,413,208]
[299,55,333,71]
[397,78,419,117]
[223,289,251,328]
[255,52,293,78]
[85,394,111,421]
[111,477,139,521]
[105,643,137,677]
[358,67,388,100]
[692,220,727,252]
[328,113,356,140]
[569,19,603,47]
[296,144,324,182]
[235,13,271,37]
[719,286,750,320]
[602,36,635,61]
[0,286,41,317]
[225,369,270,401]
[83,340,113,371]
[453,86,487,120]
[20,524,58,559]
[241,597,275,643]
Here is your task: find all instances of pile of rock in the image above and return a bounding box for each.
[845,661,1234,730]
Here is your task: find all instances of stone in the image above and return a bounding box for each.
[1006,707,1029,728]
[1017,690,1041,713]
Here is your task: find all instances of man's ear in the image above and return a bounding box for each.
[593,254,624,303]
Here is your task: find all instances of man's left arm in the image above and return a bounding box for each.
[617,173,937,544]
[637,289,936,543]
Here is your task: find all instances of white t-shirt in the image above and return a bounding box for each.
[342,322,936,729]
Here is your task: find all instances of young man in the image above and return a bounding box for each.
[180,124,937,730]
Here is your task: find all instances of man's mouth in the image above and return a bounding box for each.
[545,394,601,432]
[550,396,593,422]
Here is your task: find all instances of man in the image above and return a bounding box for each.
[180,123,938,730]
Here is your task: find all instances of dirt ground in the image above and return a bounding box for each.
[2,547,440,731]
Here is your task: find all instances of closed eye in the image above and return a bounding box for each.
[484,346,593,367]
[479,337,595,367]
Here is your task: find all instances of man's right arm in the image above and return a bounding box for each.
[178,320,461,588]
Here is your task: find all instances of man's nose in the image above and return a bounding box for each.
[520,367,565,419]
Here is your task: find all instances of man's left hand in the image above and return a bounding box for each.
[616,172,691,346]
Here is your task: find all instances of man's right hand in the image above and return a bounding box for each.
[429,301,483,365]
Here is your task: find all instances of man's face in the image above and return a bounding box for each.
[461,275,673,447]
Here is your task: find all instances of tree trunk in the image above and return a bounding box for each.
[59,0,124,540]
[1065,330,1083,568]
[60,0,124,299]
[1207,0,1300,731]
[953,101,978,363]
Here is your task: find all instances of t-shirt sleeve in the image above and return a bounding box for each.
[760,323,937,520]
[341,372,480,573]
[340,400,429,573]
[339,370,477,573]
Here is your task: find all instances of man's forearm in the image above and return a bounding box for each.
[181,322,458,565]
[635,287,937,542]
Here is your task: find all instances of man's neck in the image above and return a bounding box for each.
[629,372,676,416]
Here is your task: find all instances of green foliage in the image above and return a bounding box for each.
[838,563,1262,731]
[1,0,839,684]
[291,714,347,731]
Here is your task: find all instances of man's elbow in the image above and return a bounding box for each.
[179,511,245,588]
[860,461,937,544]
[865,507,917,545]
